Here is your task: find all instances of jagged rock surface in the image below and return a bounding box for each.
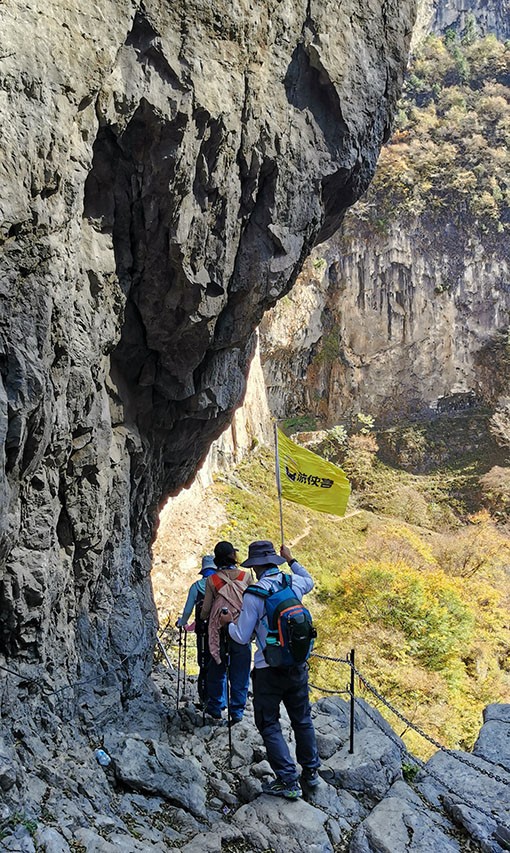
[415,0,510,43]
[260,218,510,424]
[1,665,508,852]
[0,0,416,702]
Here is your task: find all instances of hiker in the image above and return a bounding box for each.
[220,540,320,800]
[200,541,252,723]
[175,554,216,706]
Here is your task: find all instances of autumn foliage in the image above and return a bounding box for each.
[358,32,510,231]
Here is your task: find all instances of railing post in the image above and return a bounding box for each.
[349,648,355,754]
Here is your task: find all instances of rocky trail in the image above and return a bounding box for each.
[1,659,509,853]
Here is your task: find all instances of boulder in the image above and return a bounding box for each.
[105,733,207,817]
[232,795,334,853]
[416,748,510,851]
[322,725,403,800]
[473,704,510,773]
[350,780,462,852]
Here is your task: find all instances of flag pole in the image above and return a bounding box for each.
[274,422,285,545]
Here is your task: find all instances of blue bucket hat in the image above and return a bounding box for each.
[199,554,216,577]
[240,540,285,567]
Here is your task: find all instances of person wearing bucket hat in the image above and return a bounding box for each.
[239,541,286,568]
[200,541,253,723]
[220,540,320,799]
[175,554,217,706]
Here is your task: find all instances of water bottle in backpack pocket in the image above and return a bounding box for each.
[246,575,317,667]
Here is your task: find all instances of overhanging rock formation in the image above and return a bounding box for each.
[0,0,416,699]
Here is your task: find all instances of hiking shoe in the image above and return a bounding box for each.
[262,778,302,800]
[203,712,226,726]
[301,768,320,788]
[205,709,223,719]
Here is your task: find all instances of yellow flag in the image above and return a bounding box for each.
[277,428,351,517]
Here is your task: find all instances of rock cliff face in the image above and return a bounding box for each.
[260,217,510,424]
[414,0,510,43]
[0,0,416,699]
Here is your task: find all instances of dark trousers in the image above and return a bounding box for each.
[252,663,320,784]
[206,640,251,720]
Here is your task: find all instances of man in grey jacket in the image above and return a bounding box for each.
[220,540,320,800]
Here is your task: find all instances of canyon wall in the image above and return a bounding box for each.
[0,0,417,703]
[260,217,510,424]
[414,0,510,43]
[261,7,510,428]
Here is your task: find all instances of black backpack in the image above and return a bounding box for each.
[245,575,316,667]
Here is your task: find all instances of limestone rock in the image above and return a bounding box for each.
[106,733,207,817]
[33,827,71,853]
[0,0,416,712]
[0,738,18,792]
[473,703,510,773]
[232,796,334,853]
[416,748,510,851]
[261,221,510,424]
[1,693,509,852]
[321,726,404,800]
[179,826,245,853]
[305,780,367,831]
[415,0,510,44]
[350,780,462,853]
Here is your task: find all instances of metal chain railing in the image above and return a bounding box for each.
[311,651,351,664]
[4,636,510,819]
[0,637,146,704]
[310,648,356,753]
[352,693,510,832]
[308,644,510,841]
[309,648,510,787]
[309,651,351,696]
[309,682,349,696]
[350,662,510,787]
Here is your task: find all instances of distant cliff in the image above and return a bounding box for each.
[260,217,510,424]
[414,0,510,43]
[260,27,510,425]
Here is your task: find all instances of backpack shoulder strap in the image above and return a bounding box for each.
[210,574,226,591]
[244,583,270,599]
[244,572,290,597]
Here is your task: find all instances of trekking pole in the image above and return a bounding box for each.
[176,627,182,710]
[221,614,233,766]
[182,627,187,703]
[197,628,207,714]
[156,634,174,670]
[158,611,173,640]
[196,628,206,723]
[226,645,232,767]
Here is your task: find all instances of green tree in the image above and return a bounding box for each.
[462,13,477,46]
